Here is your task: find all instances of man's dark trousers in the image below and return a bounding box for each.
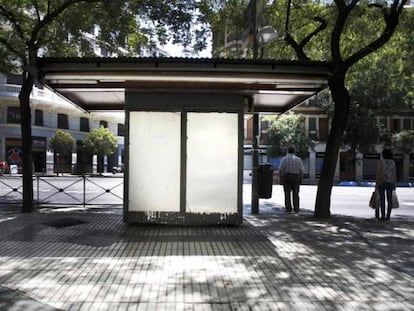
[282,173,301,212]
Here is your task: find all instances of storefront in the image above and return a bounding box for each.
[5,137,46,173]
[410,153,414,181]
[32,136,47,173]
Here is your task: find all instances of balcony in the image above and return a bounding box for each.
[0,83,82,111]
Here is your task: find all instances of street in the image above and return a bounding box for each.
[1,175,413,219]
[246,184,414,219]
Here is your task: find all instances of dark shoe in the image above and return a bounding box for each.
[285,209,292,213]
[379,217,386,221]
[385,217,390,221]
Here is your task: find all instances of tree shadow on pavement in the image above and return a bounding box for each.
[0,207,412,310]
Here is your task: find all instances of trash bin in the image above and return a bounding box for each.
[258,163,273,198]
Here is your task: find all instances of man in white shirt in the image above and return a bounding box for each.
[279,146,304,213]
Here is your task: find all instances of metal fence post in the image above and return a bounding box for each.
[83,175,86,207]
[37,176,39,208]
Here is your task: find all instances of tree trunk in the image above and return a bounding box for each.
[98,156,104,175]
[19,73,35,213]
[350,140,357,181]
[314,75,350,218]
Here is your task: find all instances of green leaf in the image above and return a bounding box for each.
[49,129,75,155]
[82,126,117,157]
[264,112,313,159]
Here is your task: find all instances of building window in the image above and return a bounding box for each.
[34,109,43,126]
[379,118,388,140]
[57,113,69,129]
[7,107,21,123]
[318,118,329,141]
[100,47,108,57]
[80,117,89,132]
[118,123,125,136]
[392,118,401,133]
[307,98,318,107]
[100,120,108,128]
[308,117,317,140]
[379,118,388,131]
[260,119,269,131]
[260,119,269,141]
[245,117,253,142]
[7,75,22,85]
[403,119,411,130]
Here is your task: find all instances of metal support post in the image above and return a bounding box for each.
[36,176,39,208]
[83,175,86,207]
[251,113,259,214]
[252,0,258,59]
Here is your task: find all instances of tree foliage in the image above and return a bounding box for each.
[392,130,414,155]
[0,0,208,64]
[264,112,313,159]
[0,0,208,212]
[205,0,408,217]
[347,7,414,111]
[319,6,414,155]
[278,0,407,218]
[49,129,75,155]
[82,126,117,159]
[199,0,248,58]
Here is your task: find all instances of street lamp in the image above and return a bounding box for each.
[257,26,278,45]
[251,26,278,214]
[257,26,278,59]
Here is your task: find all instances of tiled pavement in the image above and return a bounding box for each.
[0,204,413,311]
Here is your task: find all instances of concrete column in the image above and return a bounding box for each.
[355,152,363,181]
[309,150,316,182]
[403,154,410,182]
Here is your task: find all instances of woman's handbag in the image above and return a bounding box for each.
[392,190,399,209]
[369,189,380,209]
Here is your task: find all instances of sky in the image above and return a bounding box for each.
[161,41,212,58]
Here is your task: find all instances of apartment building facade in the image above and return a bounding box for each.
[244,100,414,183]
[0,74,125,175]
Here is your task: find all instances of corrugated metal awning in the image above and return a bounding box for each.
[38,57,332,113]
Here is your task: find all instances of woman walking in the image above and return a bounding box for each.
[375,148,397,221]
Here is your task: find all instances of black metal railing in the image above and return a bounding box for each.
[0,175,123,207]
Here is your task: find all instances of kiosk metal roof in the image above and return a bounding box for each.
[38,57,332,113]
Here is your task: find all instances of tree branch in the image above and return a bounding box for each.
[344,0,405,69]
[0,36,22,58]
[47,1,51,15]
[284,33,310,61]
[331,1,358,66]
[333,0,346,10]
[34,0,41,22]
[284,0,327,61]
[0,5,26,40]
[29,0,102,48]
[299,16,327,50]
[285,0,292,34]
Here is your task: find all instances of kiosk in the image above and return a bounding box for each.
[39,57,331,225]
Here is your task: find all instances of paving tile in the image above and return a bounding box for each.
[0,206,412,310]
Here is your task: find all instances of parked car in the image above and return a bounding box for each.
[112,164,124,174]
[0,161,10,175]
